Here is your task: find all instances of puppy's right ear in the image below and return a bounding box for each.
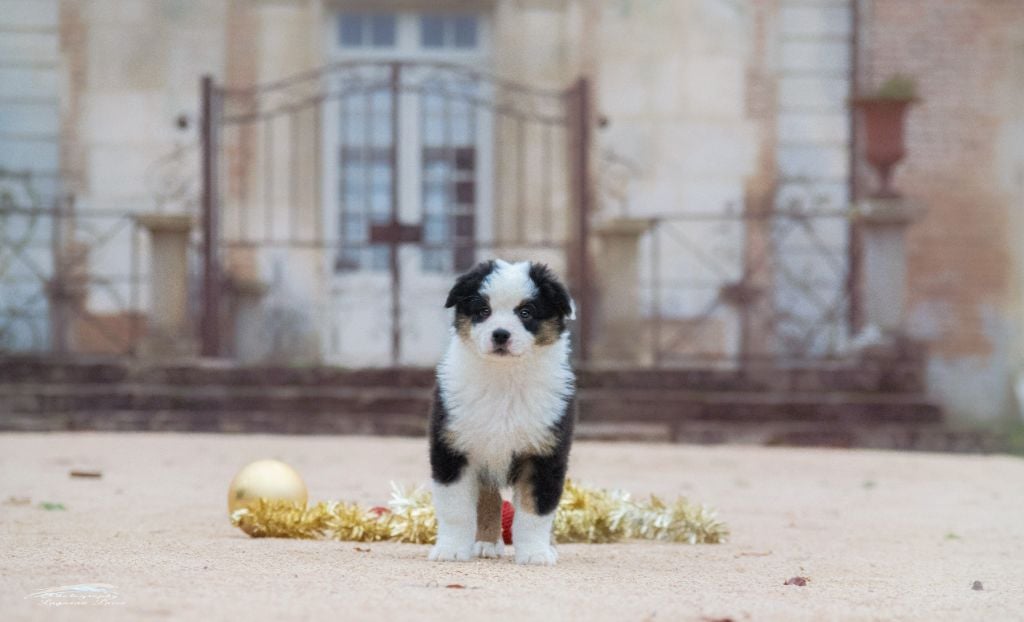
[445,260,496,308]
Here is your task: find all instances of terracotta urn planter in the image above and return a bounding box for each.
[853,97,918,198]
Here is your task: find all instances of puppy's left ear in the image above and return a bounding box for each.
[529,263,575,320]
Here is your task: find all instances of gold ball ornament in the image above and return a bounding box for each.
[227,459,308,515]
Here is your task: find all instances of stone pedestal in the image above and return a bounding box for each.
[226,275,269,363]
[136,214,196,357]
[592,217,655,365]
[46,241,89,354]
[854,197,925,336]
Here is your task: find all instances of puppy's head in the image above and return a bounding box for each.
[445,259,575,359]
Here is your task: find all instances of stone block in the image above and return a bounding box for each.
[777,144,849,179]
[0,67,59,99]
[686,56,744,119]
[0,32,58,63]
[778,76,850,111]
[82,91,169,144]
[778,111,850,145]
[0,139,58,172]
[779,5,852,37]
[779,40,850,73]
[0,101,59,136]
[0,0,58,29]
[86,144,153,198]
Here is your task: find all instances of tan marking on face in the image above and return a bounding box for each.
[454,314,472,341]
[513,461,538,514]
[533,318,562,346]
[475,484,502,543]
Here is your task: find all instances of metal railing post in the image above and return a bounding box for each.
[389,62,402,366]
[200,75,221,357]
[571,77,593,364]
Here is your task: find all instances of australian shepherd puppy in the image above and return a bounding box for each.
[428,259,576,565]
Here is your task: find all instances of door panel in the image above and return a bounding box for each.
[323,67,489,366]
[319,11,498,365]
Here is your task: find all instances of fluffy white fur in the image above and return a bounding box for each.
[428,474,477,562]
[472,540,505,559]
[430,260,575,565]
[510,503,558,565]
[436,334,573,480]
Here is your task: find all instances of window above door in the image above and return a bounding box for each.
[338,13,397,48]
[332,10,489,59]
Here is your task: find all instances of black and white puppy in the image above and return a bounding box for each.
[429,259,576,565]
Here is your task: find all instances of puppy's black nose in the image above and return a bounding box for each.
[492,329,510,346]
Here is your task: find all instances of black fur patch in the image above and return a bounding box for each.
[508,395,576,515]
[445,260,496,331]
[445,260,495,309]
[516,263,573,339]
[428,387,468,485]
[528,263,573,317]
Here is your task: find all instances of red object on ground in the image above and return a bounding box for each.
[369,506,390,517]
[501,500,514,545]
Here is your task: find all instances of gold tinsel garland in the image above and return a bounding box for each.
[231,480,728,545]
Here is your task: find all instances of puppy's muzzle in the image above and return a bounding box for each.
[491,328,511,354]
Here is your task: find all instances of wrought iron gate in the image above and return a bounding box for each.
[199,62,591,365]
[0,170,153,356]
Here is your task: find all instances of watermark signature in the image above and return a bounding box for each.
[25,583,125,607]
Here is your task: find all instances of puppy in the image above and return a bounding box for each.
[428,259,576,565]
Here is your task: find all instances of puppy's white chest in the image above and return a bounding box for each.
[438,344,573,482]
[446,388,559,477]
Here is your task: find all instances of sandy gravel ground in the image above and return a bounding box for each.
[1,433,1022,621]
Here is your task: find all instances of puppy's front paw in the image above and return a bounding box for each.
[514,545,558,566]
[428,542,474,562]
[472,540,505,559]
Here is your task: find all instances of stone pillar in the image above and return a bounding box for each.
[136,214,196,357]
[592,217,654,365]
[226,275,268,363]
[854,197,925,335]
[46,241,89,354]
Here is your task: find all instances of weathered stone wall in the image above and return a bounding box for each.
[56,0,229,335]
[773,0,853,354]
[859,0,1024,422]
[13,0,1024,427]
[0,0,62,349]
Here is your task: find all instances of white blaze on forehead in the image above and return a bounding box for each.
[480,260,536,310]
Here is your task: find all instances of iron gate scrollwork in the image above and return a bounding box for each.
[641,204,856,365]
[199,61,592,365]
[0,169,155,356]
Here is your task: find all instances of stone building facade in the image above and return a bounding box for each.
[0,0,1022,425]
[856,1,1024,423]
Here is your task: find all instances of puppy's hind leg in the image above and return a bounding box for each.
[473,483,505,558]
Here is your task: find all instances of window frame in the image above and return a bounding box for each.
[320,8,494,274]
[326,9,492,61]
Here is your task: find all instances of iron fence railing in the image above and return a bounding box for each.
[642,206,854,365]
[2,61,861,368]
[0,170,157,355]
[200,62,592,362]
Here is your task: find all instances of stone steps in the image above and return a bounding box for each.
[0,355,947,448]
[0,355,926,393]
[2,383,432,415]
[1,383,939,422]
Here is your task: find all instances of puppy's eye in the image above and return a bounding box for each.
[476,307,491,319]
[518,307,533,320]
